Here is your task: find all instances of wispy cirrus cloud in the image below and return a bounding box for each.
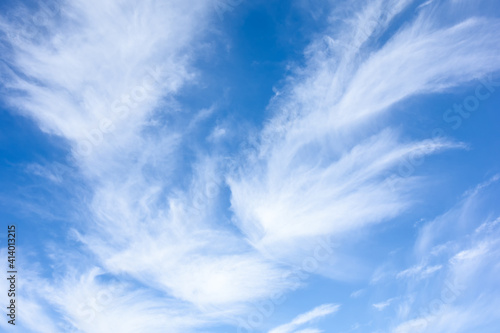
[373,297,398,311]
[227,0,500,271]
[2,0,288,331]
[390,176,500,332]
[268,304,340,333]
[1,0,499,332]
[396,264,443,280]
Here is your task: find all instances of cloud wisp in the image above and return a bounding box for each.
[268,304,340,333]
[228,0,500,266]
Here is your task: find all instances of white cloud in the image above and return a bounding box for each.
[227,0,500,270]
[450,243,490,263]
[373,297,397,311]
[25,162,66,183]
[1,0,292,331]
[2,0,500,332]
[396,264,443,280]
[293,329,324,333]
[269,304,340,333]
[350,289,365,298]
[391,177,500,333]
[392,297,500,333]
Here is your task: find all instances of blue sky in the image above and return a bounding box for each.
[1,0,500,332]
